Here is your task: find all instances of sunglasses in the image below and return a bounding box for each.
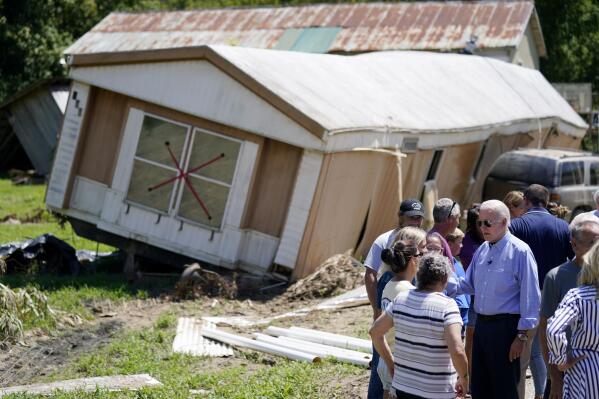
[447,201,457,219]
[477,219,500,228]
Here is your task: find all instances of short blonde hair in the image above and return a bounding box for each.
[394,226,427,247]
[503,191,524,208]
[580,240,599,291]
[446,228,465,242]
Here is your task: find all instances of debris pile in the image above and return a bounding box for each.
[174,263,237,300]
[284,253,364,300]
[0,234,81,275]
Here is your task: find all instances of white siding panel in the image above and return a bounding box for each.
[111,108,144,193]
[239,231,280,272]
[46,83,90,209]
[101,189,124,223]
[71,62,323,150]
[223,141,258,228]
[218,228,243,264]
[274,150,323,268]
[70,177,107,216]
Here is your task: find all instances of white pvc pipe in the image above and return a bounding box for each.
[253,334,371,367]
[264,326,372,353]
[201,328,320,363]
[277,336,372,361]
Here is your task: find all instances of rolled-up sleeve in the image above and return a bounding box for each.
[547,289,580,365]
[517,248,541,330]
[446,249,477,297]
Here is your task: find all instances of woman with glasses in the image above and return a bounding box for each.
[370,252,469,399]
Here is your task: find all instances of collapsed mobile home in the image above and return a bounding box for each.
[45,44,586,279]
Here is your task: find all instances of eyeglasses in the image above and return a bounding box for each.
[477,219,500,228]
[426,245,443,252]
[413,252,424,257]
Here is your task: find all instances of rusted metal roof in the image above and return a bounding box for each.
[66,1,545,56]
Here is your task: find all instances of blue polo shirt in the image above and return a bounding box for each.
[509,207,573,289]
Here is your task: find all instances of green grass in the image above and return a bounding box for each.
[0,178,50,221]
[0,177,113,251]
[0,223,114,252]
[1,274,177,326]
[4,313,362,399]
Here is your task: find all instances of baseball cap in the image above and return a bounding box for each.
[399,199,425,217]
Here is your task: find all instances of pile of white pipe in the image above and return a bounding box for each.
[264,326,372,353]
[253,333,371,367]
[201,326,372,367]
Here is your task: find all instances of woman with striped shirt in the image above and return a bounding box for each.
[547,240,599,399]
[370,252,469,399]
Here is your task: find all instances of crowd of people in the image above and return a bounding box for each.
[365,184,599,399]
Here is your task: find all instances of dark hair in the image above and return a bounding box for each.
[466,203,483,238]
[381,240,418,274]
[524,184,549,207]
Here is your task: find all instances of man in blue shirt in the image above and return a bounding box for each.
[446,200,541,399]
[509,184,573,399]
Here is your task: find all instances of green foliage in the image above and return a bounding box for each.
[2,273,175,322]
[536,1,599,96]
[0,282,55,342]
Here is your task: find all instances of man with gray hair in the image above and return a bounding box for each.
[538,217,599,399]
[430,197,461,238]
[446,200,541,399]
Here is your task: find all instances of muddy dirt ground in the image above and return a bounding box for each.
[0,253,536,398]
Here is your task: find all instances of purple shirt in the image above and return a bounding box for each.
[446,231,541,330]
[460,232,482,270]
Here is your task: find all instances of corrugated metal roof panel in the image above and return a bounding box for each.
[65,1,542,55]
[172,317,234,357]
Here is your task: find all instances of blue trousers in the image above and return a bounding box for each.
[530,330,547,396]
[367,344,384,398]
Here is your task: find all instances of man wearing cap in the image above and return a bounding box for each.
[364,199,424,399]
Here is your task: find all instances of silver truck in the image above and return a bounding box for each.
[482,148,599,220]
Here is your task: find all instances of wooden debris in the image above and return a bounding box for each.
[0,374,162,396]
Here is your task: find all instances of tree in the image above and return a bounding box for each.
[536,0,599,93]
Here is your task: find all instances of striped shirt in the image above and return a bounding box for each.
[385,289,463,399]
[547,285,599,399]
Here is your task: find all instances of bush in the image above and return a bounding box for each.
[0,259,55,342]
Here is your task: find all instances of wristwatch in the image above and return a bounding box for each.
[517,330,528,342]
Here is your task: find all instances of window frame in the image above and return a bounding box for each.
[172,127,243,230]
[124,112,243,231]
[558,160,585,187]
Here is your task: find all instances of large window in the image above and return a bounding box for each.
[126,114,241,229]
[559,161,584,186]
